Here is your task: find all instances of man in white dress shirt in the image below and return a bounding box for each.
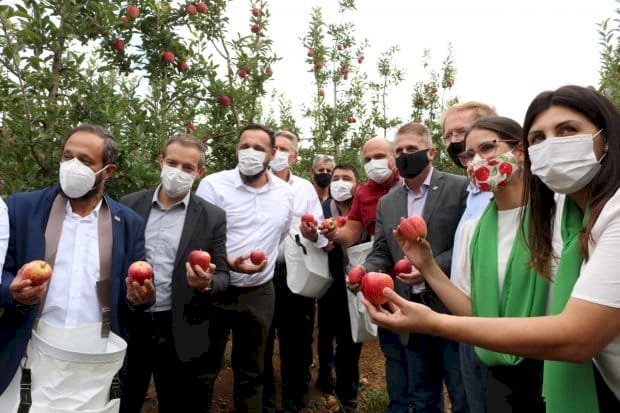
[195,124,294,413]
[262,130,328,412]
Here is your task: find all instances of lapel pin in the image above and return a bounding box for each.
[114,215,121,222]
[432,185,439,191]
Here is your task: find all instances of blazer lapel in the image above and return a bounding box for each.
[422,170,443,222]
[106,196,125,317]
[173,194,200,271]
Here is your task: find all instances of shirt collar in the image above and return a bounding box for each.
[402,167,433,194]
[234,166,274,191]
[66,198,103,220]
[152,185,190,210]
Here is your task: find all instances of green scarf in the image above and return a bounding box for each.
[470,201,549,366]
[542,198,599,412]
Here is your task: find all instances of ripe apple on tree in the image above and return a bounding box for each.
[189,250,211,272]
[162,51,175,63]
[113,39,125,53]
[249,249,266,265]
[361,272,394,305]
[196,2,207,13]
[218,95,232,106]
[126,5,140,19]
[186,4,197,15]
[22,260,52,287]
[128,261,153,285]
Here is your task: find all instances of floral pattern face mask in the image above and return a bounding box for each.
[466,150,519,192]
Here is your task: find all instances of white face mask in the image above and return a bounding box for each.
[269,150,290,172]
[160,165,195,198]
[364,158,392,183]
[238,148,267,176]
[330,180,354,202]
[528,130,604,194]
[59,158,108,199]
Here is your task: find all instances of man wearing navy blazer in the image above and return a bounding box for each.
[120,134,230,413]
[0,124,153,407]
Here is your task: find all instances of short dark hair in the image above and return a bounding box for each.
[332,163,360,182]
[239,123,275,148]
[162,134,206,166]
[64,124,118,165]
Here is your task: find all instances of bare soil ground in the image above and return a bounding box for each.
[140,335,387,413]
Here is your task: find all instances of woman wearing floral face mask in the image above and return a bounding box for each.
[363,86,620,412]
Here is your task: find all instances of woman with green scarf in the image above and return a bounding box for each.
[363,85,620,412]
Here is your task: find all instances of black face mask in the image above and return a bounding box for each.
[447,141,466,169]
[396,150,430,179]
[314,172,331,188]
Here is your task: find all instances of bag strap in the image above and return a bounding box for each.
[19,196,116,411]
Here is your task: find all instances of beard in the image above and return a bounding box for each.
[239,160,269,185]
[60,175,105,201]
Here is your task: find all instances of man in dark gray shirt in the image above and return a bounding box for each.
[120,134,230,413]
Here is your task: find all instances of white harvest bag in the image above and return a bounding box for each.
[23,320,127,413]
[284,232,331,298]
[345,241,378,342]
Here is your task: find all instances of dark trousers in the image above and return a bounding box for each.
[380,328,468,413]
[460,343,488,413]
[263,261,316,412]
[201,281,276,413]
[486,358,545,413]
[317,278,363,411]
[120,311,181,413]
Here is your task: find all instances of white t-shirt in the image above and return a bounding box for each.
[571,188,620,399]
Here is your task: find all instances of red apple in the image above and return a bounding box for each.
[361,272,394,305]
[128,260,153,285]
[251,6,261,17]
[196,2,207,13]
[393,258,412,275]
[251,24,260,34]
[186,4,197,15]
[318,89,325,97]
[218,95,232,106]
[113,38,125,53]
[307,49,315,57]
[320,218,336,231]
[189,250,211,271]
[301,213,317,228]
[336,43,343,51]
[237,68,248,78]
[264,67,273,77]
[250,249,266,265]
[163,51,175,63]
[335,216,347,228]
[398,214,427,241]
[126,5,140,19]
[347,116,356,124]
[22,260,52,287]
[314,60,323,69]
[186,122,196,132]
[347,265,366,284]
[341,66,349,75]
[357,55,364,64]
[178,60,189,71]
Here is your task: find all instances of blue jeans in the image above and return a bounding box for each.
[380,329,469,413]
[459,343,488,413]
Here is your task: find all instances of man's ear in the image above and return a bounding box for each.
[103,164,117,180]
[427,147,436,161]
[196,165,206,179]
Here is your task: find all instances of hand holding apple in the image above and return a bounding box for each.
[186,261,214,292]
[128,261,153,285]
[346,265,366,293]
[10,263,50,305]
[393,225,435,272]
[395,262,424,286]
[361,272,394,305]
[249,249,266,265]
[228,253,268,275]
[22,260,52,286]
[397,214,427,241]
[189,250,211,272]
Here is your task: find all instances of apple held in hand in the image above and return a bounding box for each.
[189,250,211,271]
[250,249,266,265]
[398,214,428,241]
[320,218,336,231]
[393,258,412,275]
[347,265,366,284]
[335,216,347,228]
[361,272,394,305]
[22,260,52,286]
[128,261,153,285]
[301,213,317,228]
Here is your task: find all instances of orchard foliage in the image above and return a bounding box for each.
[598,0,619,108]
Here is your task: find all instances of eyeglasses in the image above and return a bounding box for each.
[443,128,467,144]
[457,139,517,165]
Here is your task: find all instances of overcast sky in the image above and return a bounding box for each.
[224,0,615,139]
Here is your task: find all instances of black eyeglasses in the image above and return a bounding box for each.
[457,139,517,165]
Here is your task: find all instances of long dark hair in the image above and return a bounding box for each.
[522,85,620,275]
